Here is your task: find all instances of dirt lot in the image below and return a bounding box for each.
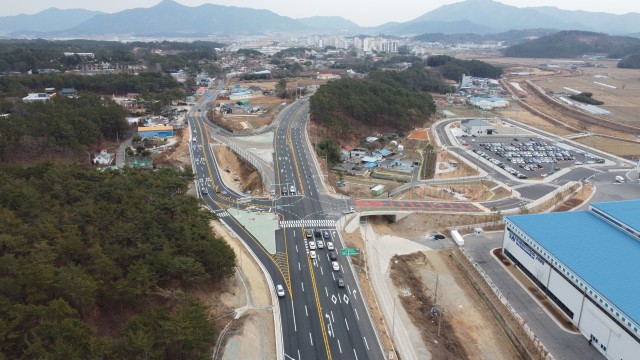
[390,251,520,360]
[495,107,574,137]
[213,145,263,196]
[574,135,640,158]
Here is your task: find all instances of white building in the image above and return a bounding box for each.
[460,119,495,136]
[503,200,640,360]
[22,93,54,102]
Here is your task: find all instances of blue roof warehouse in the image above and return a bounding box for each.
[503,199,640,359]
[138,126,174,139]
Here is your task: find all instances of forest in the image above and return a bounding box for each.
[0,95,128,162]
[310,77,436,137]
[426,55,503,81]
[0,164,236,359]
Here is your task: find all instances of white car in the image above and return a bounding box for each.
[289,185,296,194]
[310,250,317,259]
[308,241,316,250]
[332,261,340,271]
[326,241,334,251]
[276,284,285,298]
[317,240,324,249]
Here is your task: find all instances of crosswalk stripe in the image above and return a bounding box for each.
[279,219,336,228]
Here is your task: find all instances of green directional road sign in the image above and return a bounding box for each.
[340,248,359,256]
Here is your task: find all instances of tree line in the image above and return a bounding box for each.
[0,164,236,359]
[0,39,225,73]
[427,55,503,81]
[0,72,182,98]
[0,95,128,162]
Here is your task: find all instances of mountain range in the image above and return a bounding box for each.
[1,0,640,38]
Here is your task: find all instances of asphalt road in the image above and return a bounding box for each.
[188,93,383,360]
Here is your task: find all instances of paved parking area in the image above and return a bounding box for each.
[463,232,603,360]
[462,135,604,181]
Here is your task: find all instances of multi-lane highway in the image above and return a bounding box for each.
[188,92,384,360]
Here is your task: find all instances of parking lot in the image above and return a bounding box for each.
[462,136,604,180]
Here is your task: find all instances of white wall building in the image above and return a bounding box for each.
[503,200,640,360]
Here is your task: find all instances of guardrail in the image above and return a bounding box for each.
[216,137,274,192]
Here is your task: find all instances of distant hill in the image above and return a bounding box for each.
[415,29,558,46]
[0,8,102,34]
[384,0,640,35]
[391,20,493,35]
[296,16,360,32]
[54,0,308,36]
[503,30,640,59]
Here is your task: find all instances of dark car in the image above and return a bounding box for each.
[329,252,337,261]
[337,278,345,288]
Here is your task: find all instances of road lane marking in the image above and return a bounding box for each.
[309,332,313,346]
[353,349,358,360]
[320,266,323,275]
[305,305,308,316]
[301,282,304,292]
[331,311,334,323]
[292,303,297,332]
[354,308,360,320]
[298,262,301,271]
[363,336,369,350]
[344,318,349,331]
[337,339,342,353]
[325,287,328,297]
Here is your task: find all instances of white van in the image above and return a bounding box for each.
[615,176,625,183]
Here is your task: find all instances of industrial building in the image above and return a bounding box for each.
[503,200,640,359]
[460,119,495,136]
[137,126,174,139]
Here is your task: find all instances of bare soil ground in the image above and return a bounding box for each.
[370,213,495,239]
[529,65,640,127]
[210,221,275,360]
[433,151,480,179]
[390,251,520,360]
[213,146,263,196]
[574,135,640,158]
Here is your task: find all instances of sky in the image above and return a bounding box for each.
[2,0,639,27]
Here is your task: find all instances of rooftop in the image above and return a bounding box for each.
[138,126,173,131]
[507,201,640,326]
[591,200,640,234]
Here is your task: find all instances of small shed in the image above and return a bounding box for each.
[371,184,386,197]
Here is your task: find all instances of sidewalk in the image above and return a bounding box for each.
[360,222,431,360]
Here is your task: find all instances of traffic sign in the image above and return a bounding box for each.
[340,248,359,256]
